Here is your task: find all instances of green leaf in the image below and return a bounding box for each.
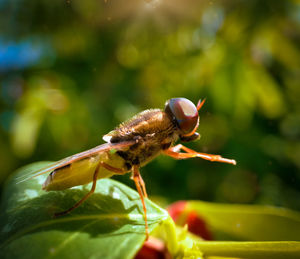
[186,201,300,241]
[165,201,300,258]
[0,162,170,259]
[158,224,300,259]
[195,240,300,259]
[3,164,300,259]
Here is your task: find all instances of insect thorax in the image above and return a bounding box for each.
[104,109,179,168]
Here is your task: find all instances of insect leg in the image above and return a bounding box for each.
[54,162,101,217]
[137,172,148,198]
[131,165,149,240]
[100,162,127,175]
[164,144,236,165]
[54,162,127,217]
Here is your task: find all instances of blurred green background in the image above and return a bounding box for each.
[1,0,300,210]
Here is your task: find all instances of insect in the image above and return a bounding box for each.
[21,98,236,240]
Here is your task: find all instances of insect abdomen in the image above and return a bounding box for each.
[42,152,127,191]
[43,155,101,191]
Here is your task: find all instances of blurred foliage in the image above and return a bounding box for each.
[0,0,300,211]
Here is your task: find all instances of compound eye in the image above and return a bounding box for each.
[164,98,199,135]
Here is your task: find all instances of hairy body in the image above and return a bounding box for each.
[43,109,178,191]
[108,109,179,168]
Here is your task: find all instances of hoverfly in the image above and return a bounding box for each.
[20,98,236,240]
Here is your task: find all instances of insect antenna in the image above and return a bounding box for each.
[196,98,206,111]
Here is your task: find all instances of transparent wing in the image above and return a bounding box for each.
[16,140,135,183]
